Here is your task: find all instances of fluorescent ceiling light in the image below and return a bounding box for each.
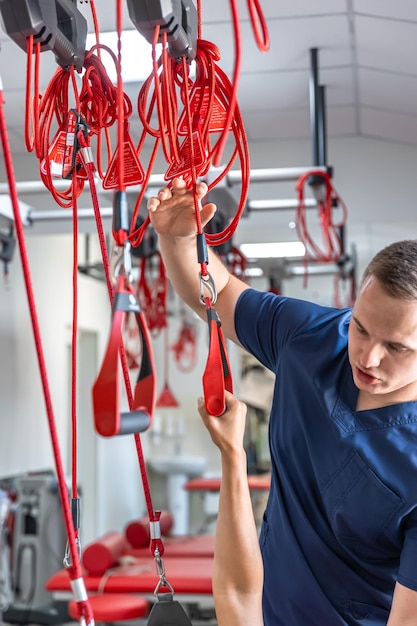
[86,30,161,83]
[240,241,305,259]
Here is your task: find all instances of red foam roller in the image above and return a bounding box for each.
[82,531,128,575]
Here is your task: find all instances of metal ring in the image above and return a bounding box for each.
[199,272,217,305]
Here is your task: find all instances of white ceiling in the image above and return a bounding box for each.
[0,0,417,297]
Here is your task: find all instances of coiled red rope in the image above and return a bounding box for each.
[296,170,348,263]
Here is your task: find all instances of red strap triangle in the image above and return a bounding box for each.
[156,382,179,408]
[40,129,67,178]
[178,87,233,135]
[165,130,206,181]
[103,132,145,190]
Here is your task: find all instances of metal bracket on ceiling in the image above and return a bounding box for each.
[126,0,198,62]
[0,0,87,71]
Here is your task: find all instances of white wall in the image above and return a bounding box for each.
[1,134,417,543]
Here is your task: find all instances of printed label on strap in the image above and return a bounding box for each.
[103,132,145,189]
[41,130,67,178]
[165,130,205,180]
[177,86,233,135]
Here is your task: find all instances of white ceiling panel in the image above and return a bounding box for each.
[318,67,356,105]
[353,0,417,21]
[355,14,417,76]
[360,106,417,145]
[326,105,357,137]
[359,67,417,116]
[238,70,309,111]
[200,0,349,23]
[243,108,310,142]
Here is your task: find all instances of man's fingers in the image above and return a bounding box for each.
[147,197,160,212]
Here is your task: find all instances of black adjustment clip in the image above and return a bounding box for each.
[126,0,198,62]
[0,0,87,71]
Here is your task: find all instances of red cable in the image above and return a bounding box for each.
[136,253,168,337]
[135,36,250,247]
[78,127,164,559]
[116,0,125,197]
[296,170,348,263]
[24,37,41,152]
[171,317,197,373]
[213,0,242,167]
[0,83,92,625]
[246,0,270,52]
[178,62,234,416]
[71,178,80,508]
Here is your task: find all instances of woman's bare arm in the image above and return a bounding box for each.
[198,392,264,626]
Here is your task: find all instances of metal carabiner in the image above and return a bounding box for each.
[110,242,134,285]
[199,271,218,306]
[123,240,133,284]
[63,536,82,569]
[153,549,174,595]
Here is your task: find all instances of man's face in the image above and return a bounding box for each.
[348,276,417,408]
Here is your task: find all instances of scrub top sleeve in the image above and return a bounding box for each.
[234,289,334,372]
[397,514,417,592]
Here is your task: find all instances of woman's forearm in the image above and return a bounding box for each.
[213,450,264,626]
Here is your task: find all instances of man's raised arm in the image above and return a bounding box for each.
[147,177,249,344]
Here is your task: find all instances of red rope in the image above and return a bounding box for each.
[136,253,168,337]
[296,170,348,263]
[171,308,198,373]
[71,178,80,507]
[24,36,41,152]
[213,0,242,166]
[134,36,250,247]
[247,0,270,52]
[0,82,92,624]
[77,125,164,556]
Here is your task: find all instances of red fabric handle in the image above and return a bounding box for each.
[92,275,156,436]
[202,300,233,416]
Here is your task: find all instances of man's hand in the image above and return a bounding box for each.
[197,390,247,458]
[147,177,217,238]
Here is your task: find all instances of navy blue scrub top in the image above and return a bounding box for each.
[235,289,417,626]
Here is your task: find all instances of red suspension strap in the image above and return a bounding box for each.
[77,122,165,561]
[136,252,168,338]
[296,170,349,264]
[129,26,251,250]
[130,3,252,414]
[83,1,166,573]
[92,273,156,437]
[171,305,198,374]
[0,77,94,626]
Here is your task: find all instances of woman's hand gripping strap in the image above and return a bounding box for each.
[92,274,156,437]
